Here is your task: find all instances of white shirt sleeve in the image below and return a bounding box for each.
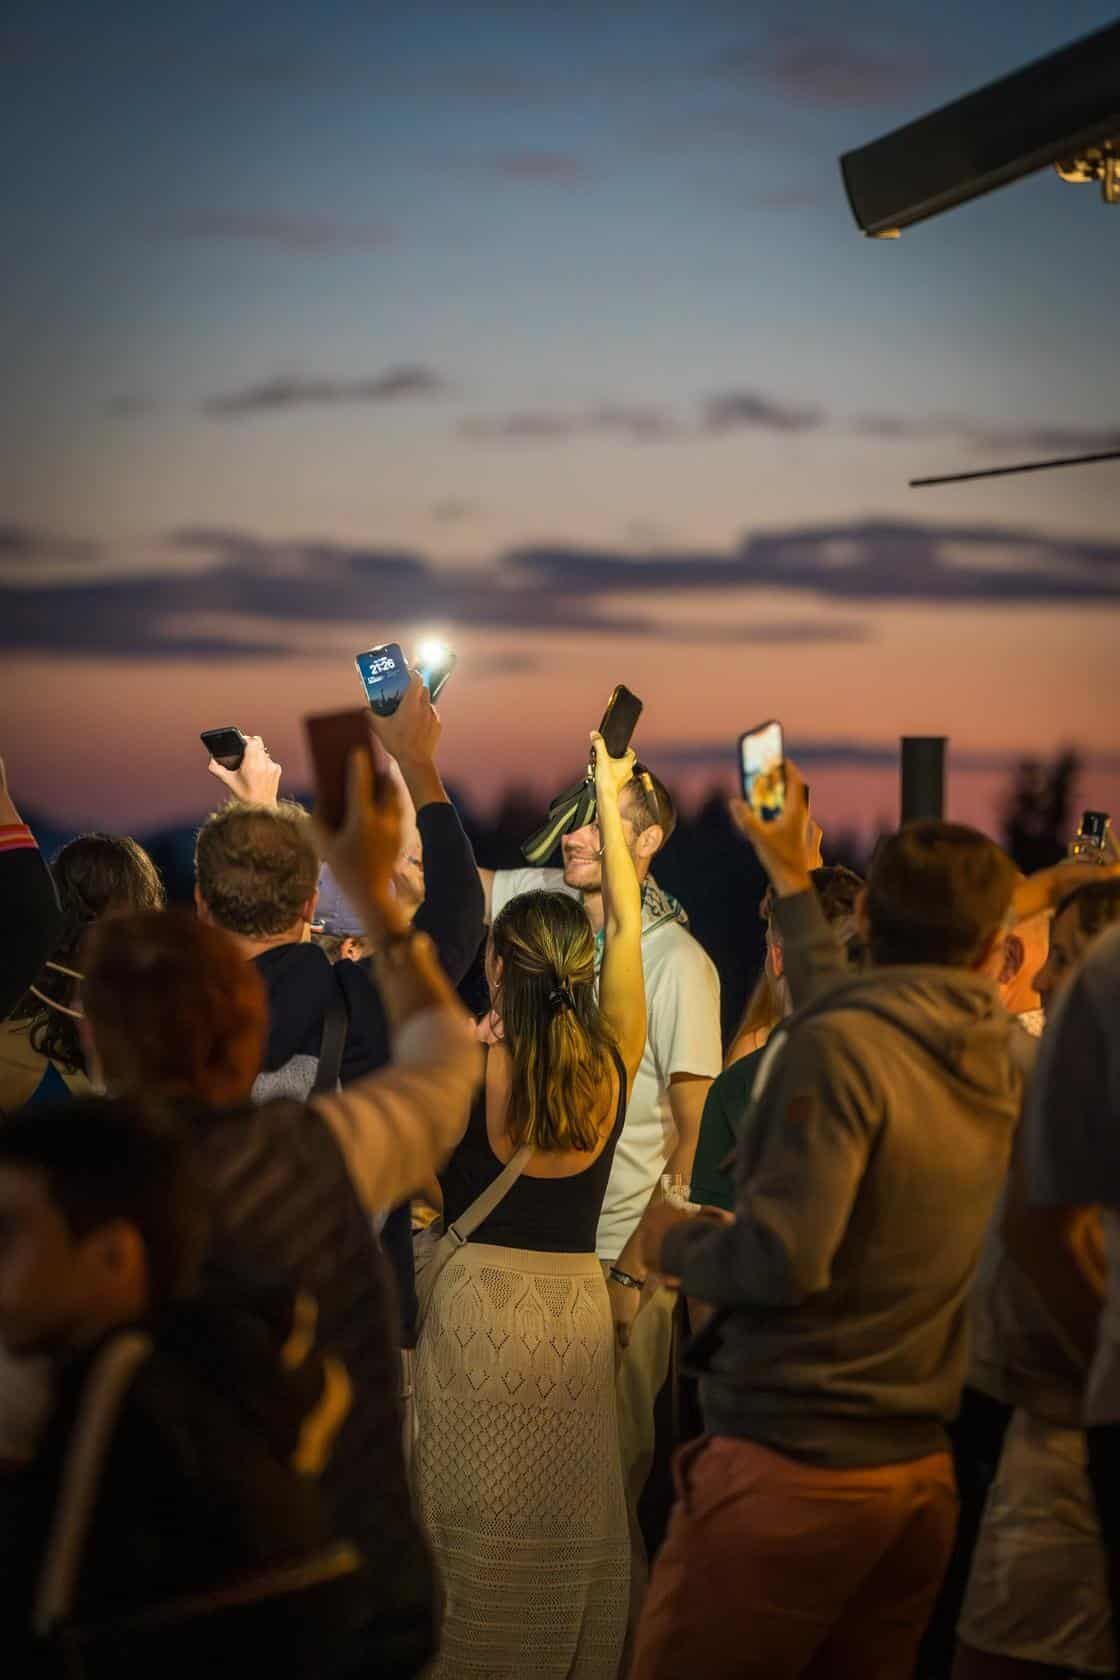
[490,867,568,920]
[647,934,724,1087]
[312,1005,482,1218]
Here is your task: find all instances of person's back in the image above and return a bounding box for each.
[79,882,483,1679]
[416,737,647,1680]
[631,786,1022,1680]
[0,1100,361,1677]
[696,961,1017,1457]
[197,1090,434,1671]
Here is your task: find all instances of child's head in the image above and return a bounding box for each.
[0,1100,208,1358]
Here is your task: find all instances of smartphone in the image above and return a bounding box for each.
[414,640,457,703]
[200,727,247,771]
[1070,809,1115,861]
[303,709,384,833]
[355,643,411,718]
[739,721,786,821]
[599,686,643,759]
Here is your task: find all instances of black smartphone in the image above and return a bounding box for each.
[303,710,384,833]
[200,727,247,771]
[414,639,457,703]
[739,720,786,821]
[1070,809,1114,860]
[599,685,643,759]
[355,643,411,717]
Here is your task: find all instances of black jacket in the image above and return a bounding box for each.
[3,1288,365,1677]
[252,799,484,1344]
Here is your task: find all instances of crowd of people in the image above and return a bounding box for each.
[1,675,1119,1680]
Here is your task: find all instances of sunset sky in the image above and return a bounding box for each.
[4,0,1119,845]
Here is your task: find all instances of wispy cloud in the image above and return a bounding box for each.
[703,390,824,434]
[431,499,481,523]
[204,365,447,417]
[718,33,936,107]
[157,209,395,253]
[508,519,1120,604]
[7,516,1117,662]
[855,414,1120,456]
[490,150,593,183]
[460,404,682,443]
[0,523,101,566]
[461,389,820,444]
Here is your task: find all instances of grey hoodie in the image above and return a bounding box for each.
[665,890,1021,1467]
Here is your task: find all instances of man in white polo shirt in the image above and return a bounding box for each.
[480,760,722,1580]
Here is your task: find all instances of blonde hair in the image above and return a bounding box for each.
[490,891,616,1152]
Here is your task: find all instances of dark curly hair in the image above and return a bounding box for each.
[15,835,166,1073]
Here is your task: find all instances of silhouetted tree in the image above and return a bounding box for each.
[1000,750,1080,874]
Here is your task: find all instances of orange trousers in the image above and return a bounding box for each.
[630,1434,957,1680]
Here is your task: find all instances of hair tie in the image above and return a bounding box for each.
[548,981,576,1013]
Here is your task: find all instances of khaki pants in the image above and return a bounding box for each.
[631,1434,957,1680]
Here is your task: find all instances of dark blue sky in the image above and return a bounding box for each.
[3,0,1119,833]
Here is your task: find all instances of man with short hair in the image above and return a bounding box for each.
[630,770,1023,1680]
[198,678,485,1352]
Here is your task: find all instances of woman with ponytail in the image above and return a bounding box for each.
[414,732,646,1680]
[0,835,165,1111]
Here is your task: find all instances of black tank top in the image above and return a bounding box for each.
[438,1049,627,1253]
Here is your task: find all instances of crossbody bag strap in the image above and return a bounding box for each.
[33,1331,155,1636]
[446,1142,534,1248]
[311,984,348,1096]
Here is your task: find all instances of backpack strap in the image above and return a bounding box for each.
[311,983,348,1096]
[33,1331,154,1635]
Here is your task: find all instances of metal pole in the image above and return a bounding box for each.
[901,737,946,823]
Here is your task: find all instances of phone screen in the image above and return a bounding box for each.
[200,727,246,771]
[414,642,457,702]
[739,721,786,821]
[355,644,410,717]
[599,686,643,759]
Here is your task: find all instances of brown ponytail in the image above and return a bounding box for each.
[490,891,616,1152]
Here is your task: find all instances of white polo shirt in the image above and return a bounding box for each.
[491,867,723,1262]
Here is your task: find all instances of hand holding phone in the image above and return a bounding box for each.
[413,640,457,702]
[729,749,814,895]
[305,711,402,921]
[598,686,643,760]
[1070,810,1119,862]
[739,721,787,822]
[355,643,411,717]
[303,710,384,834]
[200,727,247,771]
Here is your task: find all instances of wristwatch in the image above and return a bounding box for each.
[608,1266,645,1291]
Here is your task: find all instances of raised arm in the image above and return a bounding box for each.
[309,745,482,1215]
[592,731,646,1088]
[368,671,485,982]
[731,761,846,1010]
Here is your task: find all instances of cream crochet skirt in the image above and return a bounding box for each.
[414,1243,629,1679]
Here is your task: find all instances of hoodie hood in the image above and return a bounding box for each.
[800,964,1017,1107]
[254,942,338,1070]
